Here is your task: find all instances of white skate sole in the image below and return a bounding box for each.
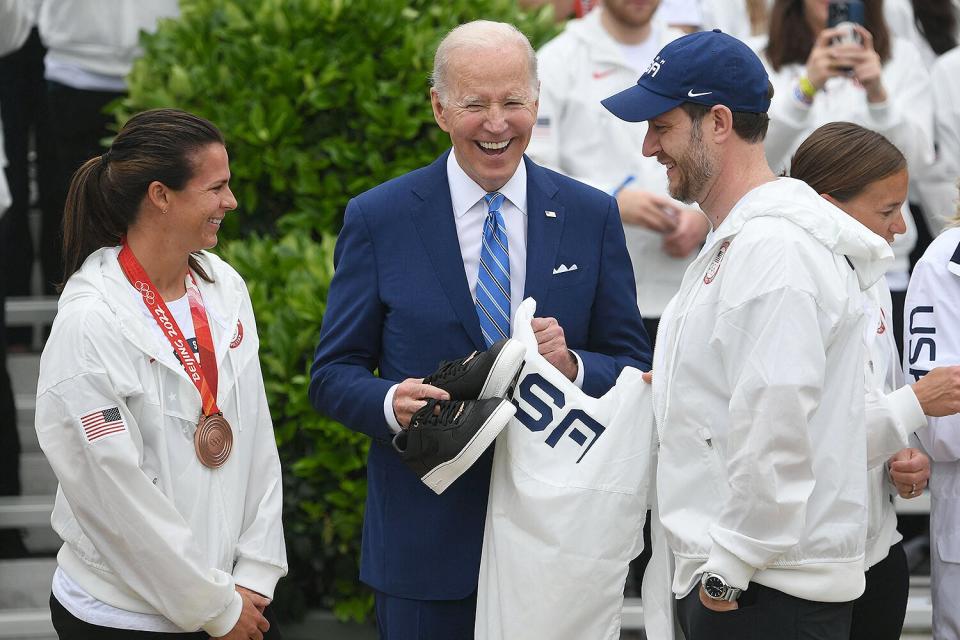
[477,338,526,399]
[422,400,517,495]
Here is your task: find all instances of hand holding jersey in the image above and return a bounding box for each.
[477,298,659,640]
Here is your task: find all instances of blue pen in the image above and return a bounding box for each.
[611,174,636,196]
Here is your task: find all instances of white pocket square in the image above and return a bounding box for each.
[552,264,578,275]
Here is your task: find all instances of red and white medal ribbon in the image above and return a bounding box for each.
[118,244,232,467]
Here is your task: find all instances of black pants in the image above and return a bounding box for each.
[0,271,18,499]
[51,592,282,639]
[678,582,853,640]
[0,255,25,557]
[850,542,909,640]
[0,28,55,297]
[43,81,123,292]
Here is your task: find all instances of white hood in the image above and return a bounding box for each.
[713,178,894,291]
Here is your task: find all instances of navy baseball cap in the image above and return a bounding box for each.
[602,30,770,122]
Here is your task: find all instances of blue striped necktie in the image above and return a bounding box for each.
[476,192,510,347]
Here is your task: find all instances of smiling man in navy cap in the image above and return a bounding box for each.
[603,30,894,639]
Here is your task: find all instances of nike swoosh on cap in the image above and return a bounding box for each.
[687,89,713,97]
[593,68,616,80]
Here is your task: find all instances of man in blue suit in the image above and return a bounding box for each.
[309,20,651,638]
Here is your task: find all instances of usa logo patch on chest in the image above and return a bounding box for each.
[704,241,730,284]
[230,320,243,349]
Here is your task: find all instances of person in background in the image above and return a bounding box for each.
[918,47,960,234]
[0,0,50,306]
[656,0,703,32]
[790,122,960,640]
[892,0,958,67]
[904,183,960,640]
[701,0,770,39]
[309,20,649,638]
[529,0,706,343]
[36,108,286,639]
[32,0,179,293]
[913,11,960,235]
[0,0,37,558]
[517,0,597,21]
[757,0,933,356]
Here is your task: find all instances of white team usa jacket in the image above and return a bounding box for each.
[860,278,926,568]
[35,247,287,636]
[652,178,893,603]
[477,299,659,640]
[905,227,960,561]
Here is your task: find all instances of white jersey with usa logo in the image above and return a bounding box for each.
[476,298,662,640]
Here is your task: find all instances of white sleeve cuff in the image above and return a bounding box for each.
[571,350,585,389]
[233,557,286,601]
[893,385,928,434]
[201,591,243,637]
[866,101,895,129]
[383,383,402,434]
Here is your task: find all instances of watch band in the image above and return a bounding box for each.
[701,572,743,602]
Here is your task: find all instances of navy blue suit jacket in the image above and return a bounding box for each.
[309,152,651,600]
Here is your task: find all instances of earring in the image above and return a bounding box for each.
[162,207,168,214]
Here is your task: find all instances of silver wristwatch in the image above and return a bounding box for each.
[701,572,742,602]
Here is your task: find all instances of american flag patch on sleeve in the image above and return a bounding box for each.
[80,406,127,443]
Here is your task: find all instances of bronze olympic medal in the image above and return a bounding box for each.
[194,413,233,468]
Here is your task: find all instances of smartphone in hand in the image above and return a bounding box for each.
[827,0,865,47]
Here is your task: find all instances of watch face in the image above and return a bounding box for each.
[704,575,726,598]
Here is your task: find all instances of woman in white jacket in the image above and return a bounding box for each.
[790,122,960,640]
[904,189,960,639]
[36,109,286,640]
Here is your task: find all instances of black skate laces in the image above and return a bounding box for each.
[423,351,479,386]
[411,398,465,428]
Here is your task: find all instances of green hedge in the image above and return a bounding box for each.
[215,232,375,620]
[118,0,559,237]
[119,0,560,621]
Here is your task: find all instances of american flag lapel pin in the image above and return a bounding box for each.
[545,210,557,218]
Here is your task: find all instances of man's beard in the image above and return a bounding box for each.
[668,125,714,205]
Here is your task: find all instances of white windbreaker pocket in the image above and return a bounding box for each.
[936,498,960,564]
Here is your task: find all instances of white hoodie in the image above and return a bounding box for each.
[904,227,960,638]
[860,279,926,568]
[652,178,893,603]
[36,247,287,636]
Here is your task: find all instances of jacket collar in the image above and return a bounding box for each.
[708,178,893,291]
[62,246,245,375]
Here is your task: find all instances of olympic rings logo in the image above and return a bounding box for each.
[134,281,156,305]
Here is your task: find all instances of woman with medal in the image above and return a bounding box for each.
[35,108,287,639]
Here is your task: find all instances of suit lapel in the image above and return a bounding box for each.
[523,157,564,307]
[410,152,486,351]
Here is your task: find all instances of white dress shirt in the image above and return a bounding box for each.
[447,150,529,320]
[382,151,582,432]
